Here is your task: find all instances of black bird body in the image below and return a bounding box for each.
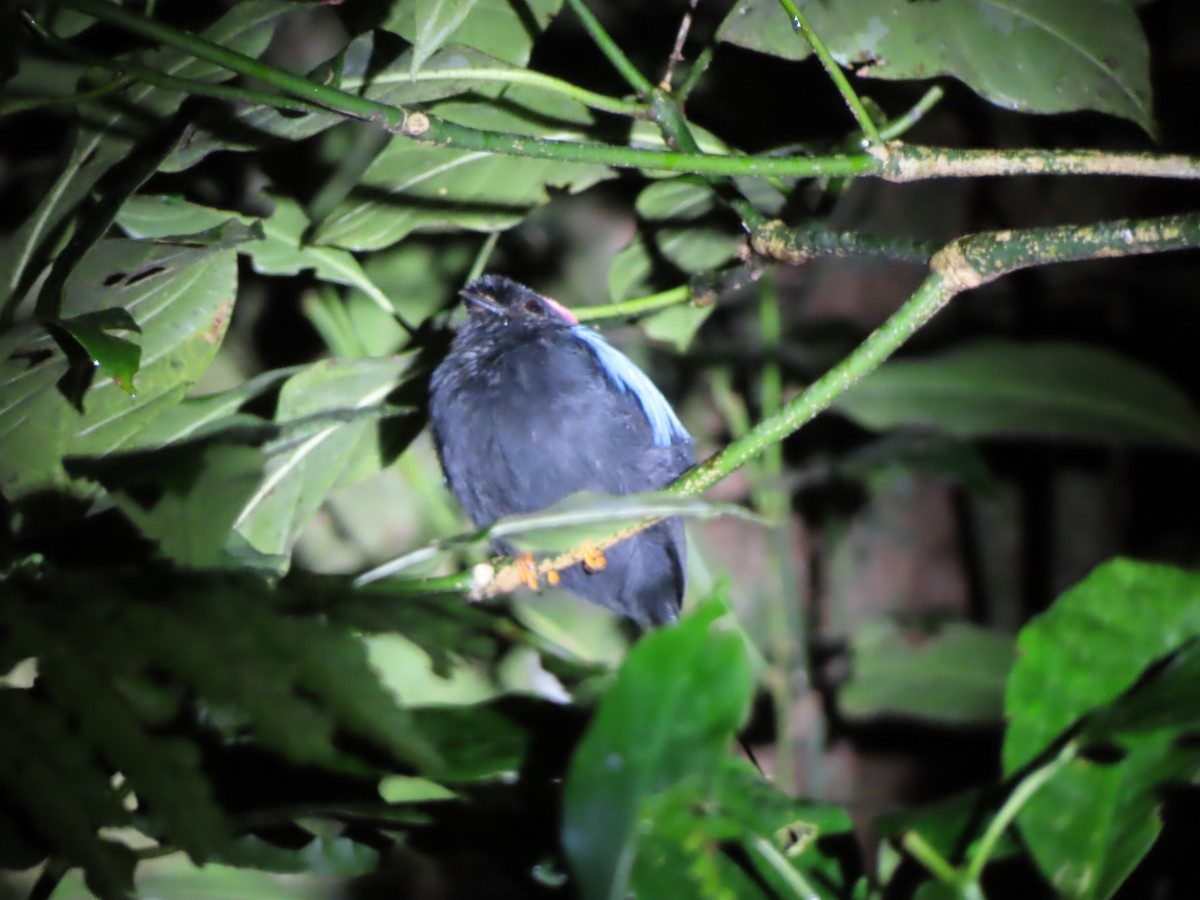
[429,275,694,626]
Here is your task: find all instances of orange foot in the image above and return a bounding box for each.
[581,541,607,572]
[514,553,540,590]
[546,568,561,586]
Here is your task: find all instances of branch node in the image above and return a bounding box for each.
[401,112,431,137]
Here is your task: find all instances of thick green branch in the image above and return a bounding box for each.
[675,211,1200,495]
[751,219,939,265]
[877,142,1200,181]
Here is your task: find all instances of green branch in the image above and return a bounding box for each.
[776,0,882,146]
[56,0,1200,183]
[751,219,939,265]
[565,0,655,96]
[673,211,1200,495]
[573,286,691,322]
[391,212,1200,601]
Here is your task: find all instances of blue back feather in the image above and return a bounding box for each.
[570,326,690,447]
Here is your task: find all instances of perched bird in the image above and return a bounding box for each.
[429,274,694,627]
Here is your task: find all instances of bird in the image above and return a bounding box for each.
[428,274,695,627]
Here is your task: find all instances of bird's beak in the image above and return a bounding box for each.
[459,288,506,316]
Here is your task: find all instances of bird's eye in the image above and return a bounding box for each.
[524,300,543,315]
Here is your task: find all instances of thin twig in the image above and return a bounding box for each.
[660,0,700,92]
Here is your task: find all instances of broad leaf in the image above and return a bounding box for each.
[562,602,753,900]
[841,621,1014,724]
[117,195,397,315]
[1004,559,1200,899]
[381,0,565,66]
[0,230,247,499]
[834,341,1200,450]
[0,2,290,306]
[719,0,1154,133]
[316,87,611,251]
[232,356,417,570]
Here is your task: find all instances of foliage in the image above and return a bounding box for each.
[2,1,1199,899]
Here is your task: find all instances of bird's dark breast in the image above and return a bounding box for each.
[430,319,693,626]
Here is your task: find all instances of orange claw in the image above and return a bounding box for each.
[546,569,561,586]
[581,541,607,572]
[515,553,540,590]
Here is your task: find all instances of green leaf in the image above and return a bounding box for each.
[118,366,305,451]
[117,195,398,316]
[382,0,565,66]
[608,235,654,303]
[490,490,760,553]
[631,758,855,899]
[635,179,719,221]
[54,308,142,395]
[1084,640,1200,738]
[232,357,417,571]
[0,1,290,306]
[562,602,754,900]
[0,233,244,500]
[834,341,1200,450]
[1005,560,1200,772]
[214,833,379,876]
[655,223,743,275]
[639,302,715,353]
[1003,559,1200,899]
[66,443,267,568]
[841,621,1014,725]
[718,0,1155,133]
[315,87,611,251]
[412,0,482,75]
[0,690,136,899]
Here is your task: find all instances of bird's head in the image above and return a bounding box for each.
[459,274,579,328]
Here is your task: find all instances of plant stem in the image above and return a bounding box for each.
[573,286,691,322]
[965,742,1079,884]
[564,0,655,96]
[775,0,882,146]
[880,86,945,141]
[901,832,962,888]
[676,44,715,102]
[58,0,1200,182]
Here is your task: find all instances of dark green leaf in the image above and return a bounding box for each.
[214,833,379,876]
[54,309,142,395]
[0,1,290,306]
[562,602,753,900]
[381,0,565,66]
[316,87,610,251]
[841,621,1014,725]
[67,442,266,567]
[718,0,1154,133]
[117,195,397,315]
[0,234,244,499]
[834,341,1200,450]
